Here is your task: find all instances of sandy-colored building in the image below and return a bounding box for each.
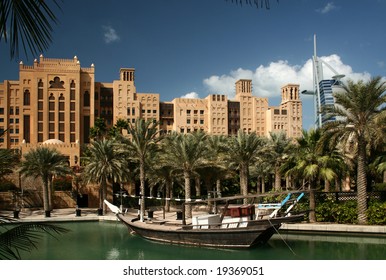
[0,55,302,164]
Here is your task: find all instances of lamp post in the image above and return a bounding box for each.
[115,189,127,212]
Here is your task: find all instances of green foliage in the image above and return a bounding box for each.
[367,202,386,225]
[316,199,358,224]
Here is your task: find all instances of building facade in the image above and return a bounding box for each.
[0,56,302,167]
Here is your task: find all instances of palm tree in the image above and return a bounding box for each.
[18,147,72,217]
[226,0,275,9]
[0,149,19,179]
[0,0,61,59]
[290,129,341,222]
[267,132,292,191]
[225,130,264,203]
[162,131,209,218]
[322,77,386,224]
[82,138,128,215]
[123,118,160,221]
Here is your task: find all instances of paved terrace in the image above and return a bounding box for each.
[1,208,386,235]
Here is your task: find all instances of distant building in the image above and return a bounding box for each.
[0,55,302,167]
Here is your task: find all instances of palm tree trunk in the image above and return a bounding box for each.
[184,170,192,218]
[309,182,316,223]
[42,178,50,216]
[165,180,172,212]
[48,176,53,211]
[261,176,266,194]
[357,137,368,225]
[274,165,281,191]
[324,179,331,192]
[240,163,248,204]
[216,179,221,196]
[139,158,146,222]
[195,176,201,197]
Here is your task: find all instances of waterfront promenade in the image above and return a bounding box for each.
[2,208,386,235]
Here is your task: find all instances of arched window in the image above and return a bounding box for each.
[23,89,30,106]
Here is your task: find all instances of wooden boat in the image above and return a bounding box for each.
[105,192,305,249]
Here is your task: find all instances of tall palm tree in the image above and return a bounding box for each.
[82,138,128,214]
[225,130,264,203]
[18,147,73,217]
[290,129,341,222]
[0,0,61,59]
[267,132,292,191]
[322,76,386,224]
[162,131,209,218]
[123,118,160,221]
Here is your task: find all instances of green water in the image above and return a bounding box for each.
[19,221,386,260]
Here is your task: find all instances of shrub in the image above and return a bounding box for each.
[367,202,386,225]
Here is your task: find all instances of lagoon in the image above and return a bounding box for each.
[19,221,386,260]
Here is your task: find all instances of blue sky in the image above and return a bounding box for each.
[1,0,386,130]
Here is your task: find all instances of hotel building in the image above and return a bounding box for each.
[0,56,302,167]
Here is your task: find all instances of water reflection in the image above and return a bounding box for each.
[19,221,386,260]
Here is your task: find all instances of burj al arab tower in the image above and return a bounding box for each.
[302,35,345,128]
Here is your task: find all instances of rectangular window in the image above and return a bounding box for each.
[59,123,64,132]
[70,90,75,100]
[187,110,191,115]
[70,113,75,122]
[0,108,3,114]
[38,133,43,142]
[49,102,55,110]
[59,133,65,142]
[59,102,65,111]
[38,88,43,100]
[15,107,19,115]
[70,102,75,111]
[49,133,55,139]
[38,112,43,121]
[38,101,43,110]
[70,133,75,143]
[22,115,31,143]
[49,123,55,132]
[49,112,55,121]
[200,110,204,115]
[38,122,43,131]
[59,112,64,122]
[70,123,75,132]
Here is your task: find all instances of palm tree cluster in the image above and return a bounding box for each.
[80,77,386,225]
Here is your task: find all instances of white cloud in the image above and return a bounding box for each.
[181,92,200,99]
[102,25,120,44]
[203,54,372,99]
[317,2,338,14]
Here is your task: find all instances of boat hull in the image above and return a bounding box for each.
[117,214,304,248]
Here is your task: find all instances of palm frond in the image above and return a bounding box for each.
[0,221,69,260]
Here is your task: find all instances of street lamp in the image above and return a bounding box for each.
[115,189,128,212]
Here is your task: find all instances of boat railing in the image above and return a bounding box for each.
[182,220,250,230]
